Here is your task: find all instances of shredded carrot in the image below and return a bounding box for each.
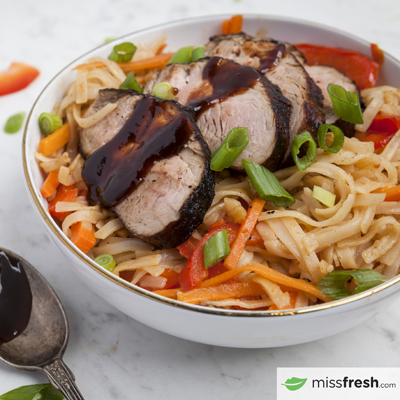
[224,197,265,269]
[372,185,400,201]
[153,288,179,299]
[48,184,78,220]
[177,282,266,304]
[229,15,243,34]
[38,123,70,157]
[221,15,243,35]
[156,43,167,55]
[40,169,60,198]
[200,263,332,303]
[73,53,174,72]
[70,221,96,254]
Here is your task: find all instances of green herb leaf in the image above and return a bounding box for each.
[0,384,63,400]
[94,253,116,272]
[203,229,231,268]
[242,160,295,207]
[281,377,308,391]
[168,46,194,64]
[210,127,249,171]
[38,113,62,136]
[291,131,317,170]
[316,269,387,300]
[327,83,364,124]
[317,124,344,153]
[4,112,26,134]
[108,42,137,63]
[119,73,143,93]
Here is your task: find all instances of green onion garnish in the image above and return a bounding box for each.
[38,112,63,136]
[313,185,336,208]
[104,37,117,44]
[291,131,317,170]
[108,42,137,63]
[152,82,176,100]
[0,384,63,400]
[316,269,386,300]
[242,160,295,207]
[4,112,26,134]
[192,46,205,62]
[168,46,194,64]
[210,127,249,171]
[203,229,231,269]
[119,73,143,93]
[327,83,364,124]
[94,254,116,272]
[317,124,344,153]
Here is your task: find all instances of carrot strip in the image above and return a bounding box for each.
[38,123,70,157]
[222,19,231,34]
[73,53,174,72]
[372,185,400,201]
[153,288,179,299]
[156,43,167,55]
[200,263,332,303]
[40,169,60,198]
[224,197,265,269]
[48,184,78,220]
[177,282,265,304]
[229,15,243,34]
[70,221,96,254]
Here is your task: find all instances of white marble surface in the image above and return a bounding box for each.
[1,0,400,398]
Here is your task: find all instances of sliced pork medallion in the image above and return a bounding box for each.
[204,34,325,165]
[80,89,214,248]
[145,56,291,171]
[304,65,361,136]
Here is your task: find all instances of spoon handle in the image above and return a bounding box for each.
[42,359,85,400]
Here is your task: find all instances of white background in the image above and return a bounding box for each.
[1,0,400,399]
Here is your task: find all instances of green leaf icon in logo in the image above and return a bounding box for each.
[281,377,307,391]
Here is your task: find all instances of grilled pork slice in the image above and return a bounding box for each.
[305,65,361,136]
[79,89,214,248]
[145,56,291,171]
[204,34,325,165]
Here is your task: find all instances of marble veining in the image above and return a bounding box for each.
[1,0,400,398]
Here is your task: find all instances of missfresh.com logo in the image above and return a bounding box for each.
[277,368,400,400]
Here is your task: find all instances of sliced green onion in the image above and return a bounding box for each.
[104,37,117,44]
[94,253,116,272]
[152,82,176,100]
[291,131,317,170]
[0,384,63,400]
[4,112,26,134]
[316,269,386,300]
[38,112,62,136]
[119,73,143,93]
[327,83,364,124]
[203,229,231,269]
[210,127,249,171]
[242,160,295,207]
[317,124,344,153]
[313,185,336,208]
[108,42,137,63]
[192,46,205,62]
[168,46,194,64]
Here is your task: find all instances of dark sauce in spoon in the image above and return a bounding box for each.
[187,56,261,116]
[0,251,32,345]
[82,97,196,208]
[258,43,287,74]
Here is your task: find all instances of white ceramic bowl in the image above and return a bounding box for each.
[23,14,400,348]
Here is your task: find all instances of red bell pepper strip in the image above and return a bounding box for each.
[369,113,400,134]
[178,223,239,292]
[370,43,385,66]
[177,235,200,259]
[0,62,40,96]
[295,43,379,90]
[48,184,79,221]
[361,132,393,150]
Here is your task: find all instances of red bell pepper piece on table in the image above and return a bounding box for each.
[0,62,40,96]
[294,43,379,90]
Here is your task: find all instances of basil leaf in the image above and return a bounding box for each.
[316,269,387,300]
[0,384,63,400]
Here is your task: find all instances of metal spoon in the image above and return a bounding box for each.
[0,248,85,400]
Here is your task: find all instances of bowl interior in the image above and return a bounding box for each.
[23,14,400,315]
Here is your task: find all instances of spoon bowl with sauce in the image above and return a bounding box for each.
[0,248,85,400]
